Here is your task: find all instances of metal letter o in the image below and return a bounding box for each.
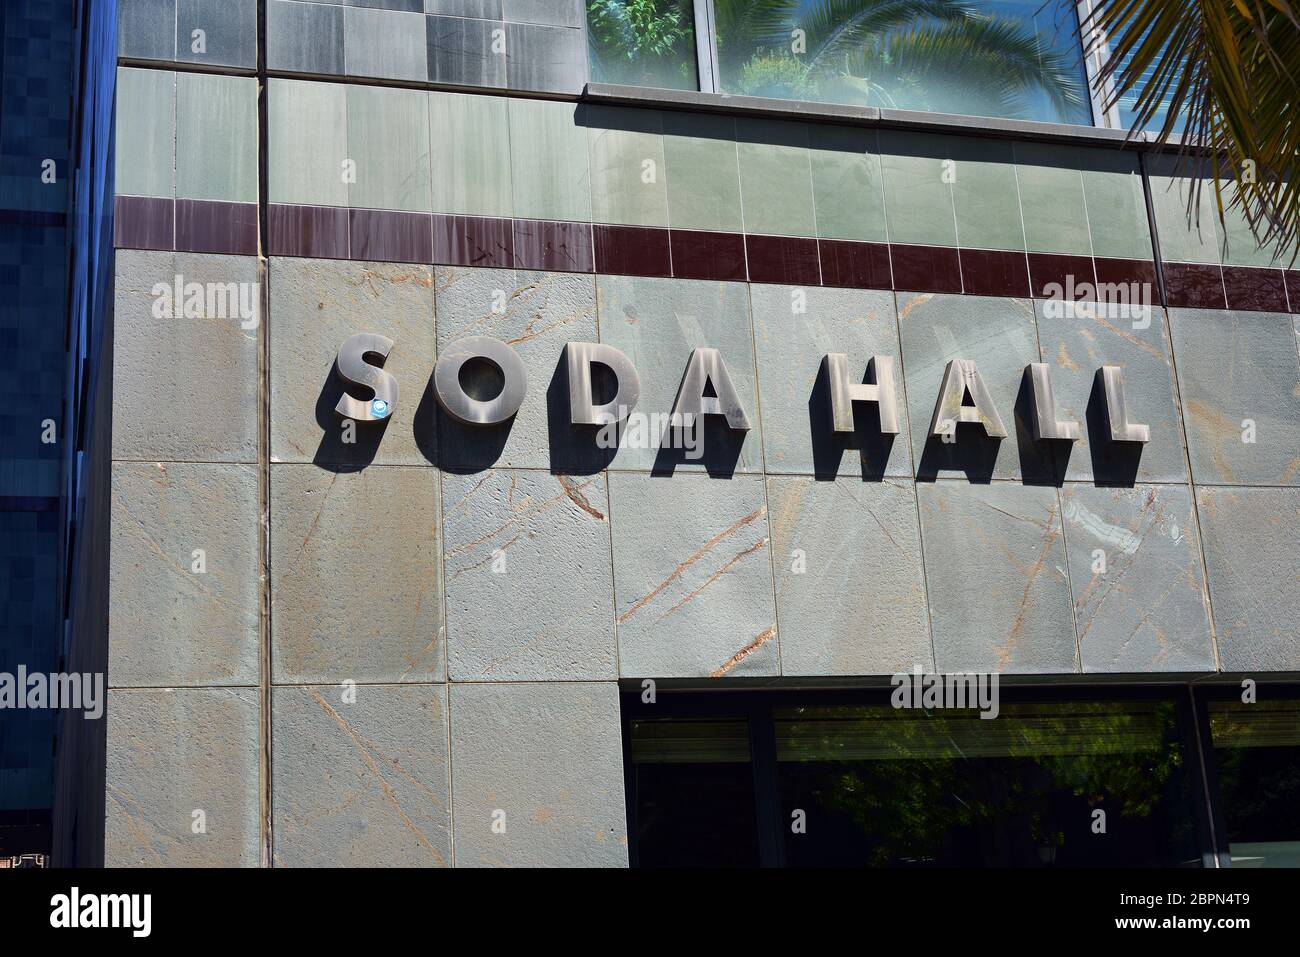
[433,336,528,426]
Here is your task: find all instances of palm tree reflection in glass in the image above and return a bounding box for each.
[588,0,1089,124]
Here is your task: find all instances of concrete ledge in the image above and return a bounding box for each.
[583,81,1191,153]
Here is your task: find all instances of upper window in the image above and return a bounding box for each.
[1107,27,1179,132]
[589,0,1096,126]
[587,0,701,91]
[716,0,1091,123]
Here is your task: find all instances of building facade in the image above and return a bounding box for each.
[0,0,79,858]
[73,0,1300,866]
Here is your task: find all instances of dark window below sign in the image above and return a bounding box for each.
[1208,696,1300,869]
[627,717,760,867]
[623,688,1214,867]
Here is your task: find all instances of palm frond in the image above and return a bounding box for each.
[712,0,801,50]
[796,0,972,73]
[876,17,1086,120]
[1083,0,1300,258]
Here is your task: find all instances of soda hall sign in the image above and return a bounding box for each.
[331,333,1150,446]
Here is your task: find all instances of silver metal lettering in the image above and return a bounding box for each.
[334,332,398,422]
[1099,365,1150,443]
[669,347,751,431]
[825,353,900,434]
[928,358,1007,439]
[565,341,641,425]
[1026,362,1079,441]
[433,335,528,426]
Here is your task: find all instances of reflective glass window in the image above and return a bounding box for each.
[774,700,1199,866]
[1209,699,1300,868]
[628,718,759,866]
[587,0,701,90]
[714,0,1092,124]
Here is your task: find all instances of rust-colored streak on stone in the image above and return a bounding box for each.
[1115,590,1178,666]
[445,484,575,559]
[106,785,166,866]
[772,475,806,540]
[711,626,777,678]
[1186,399,1242,483]
[896,293,933,322]
[444,468,498,517]
[479,623,561,676]
[1075,494,1161,637]
[982,499,1053,531]
[434,267,464,295]
[399,628,443,680]
[557,475,605,520]
[277,471,340,585]
[995,505,1062,670]
[351,267,433,297]
[110,490,232,614]
[461,281,541,337]
[448,531,524,579]
[848,482,903,553]
[506,309,580,346]
[618,507,766,623]
[656,537,769,622]
[308,690,448,866]
[1055,341,1081,372]
[1089,313,1168,363]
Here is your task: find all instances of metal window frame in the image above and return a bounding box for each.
[1186,686,1232,868]
[692,0,720,93]
[1076,0,1124,129]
